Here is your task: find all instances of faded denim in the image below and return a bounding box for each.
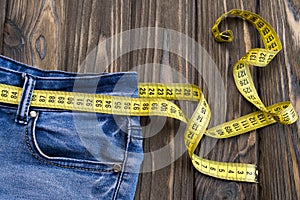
[0,55,143,200]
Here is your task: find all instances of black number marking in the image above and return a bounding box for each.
[48,96,55,103]
[238,70,246,78]
[86,99,93,107]
[39,95,46,103]
[11,92,18,99]
[166,89,173,96]
[1,90,8,98]
[139,87,146,95]
[158,88,164,95]
[67,97,74,104]
[58,97,65,104]
[149,88,155,95]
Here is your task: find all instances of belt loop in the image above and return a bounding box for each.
[15,73,36,124]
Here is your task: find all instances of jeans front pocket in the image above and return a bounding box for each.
[26,109,130,172]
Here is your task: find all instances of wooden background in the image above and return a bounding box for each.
[1,0,299,199]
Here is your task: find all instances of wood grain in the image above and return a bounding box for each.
[257,1,300,200]
[0,0,7,54]
[0,0,299,199]
[194,1,259,199]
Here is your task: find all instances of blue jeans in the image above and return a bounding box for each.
[0,55,144,200]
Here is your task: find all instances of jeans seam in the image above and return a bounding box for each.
[25,124,114,173]
[112,117,132,200]
[127,126,143,140]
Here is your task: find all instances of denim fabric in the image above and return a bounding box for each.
[0,55,144,200]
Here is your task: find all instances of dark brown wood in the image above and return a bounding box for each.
[0,1,299,199]
[257,1,300,200]
[194,1,259,199]
[0,0,7,54]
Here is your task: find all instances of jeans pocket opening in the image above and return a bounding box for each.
[26,111,124,172]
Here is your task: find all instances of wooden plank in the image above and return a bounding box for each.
[0,0,7,54]
[132,0,180,199]
[257,1,300,200]
[133,1,196,199]
[3,0,61,69]
[193,1,259,199]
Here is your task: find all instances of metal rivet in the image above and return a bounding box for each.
[21,73,26,80]
[113,164,122,173]
[29,110,37,118]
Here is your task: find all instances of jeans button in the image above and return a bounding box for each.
[113,164,122,173]
[29,111,37,118]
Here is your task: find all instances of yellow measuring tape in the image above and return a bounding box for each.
[0,9,298,182]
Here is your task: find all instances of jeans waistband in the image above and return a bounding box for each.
[0,55,138,95]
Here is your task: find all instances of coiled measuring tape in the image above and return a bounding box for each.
[0,9,298,182]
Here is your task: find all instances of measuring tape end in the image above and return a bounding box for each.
[214,30,233,43]
[220,30,233,41]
